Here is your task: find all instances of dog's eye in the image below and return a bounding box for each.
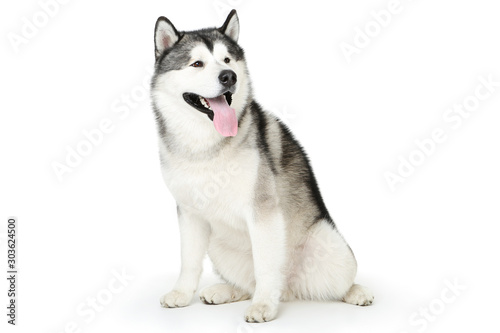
[191,61,204,68]
[224,57,230,64]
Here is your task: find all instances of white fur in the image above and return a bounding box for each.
[160,210,210,308]
[199,284,250,304]
[283,220,357,301]
[342,284,374,306]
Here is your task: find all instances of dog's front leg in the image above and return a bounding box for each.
[160,207,210,308]
[244,202,286,323]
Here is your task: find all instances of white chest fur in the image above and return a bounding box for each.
[160,144,259,231]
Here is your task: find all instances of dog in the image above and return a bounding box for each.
[150,10,374,323]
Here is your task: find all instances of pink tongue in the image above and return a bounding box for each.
[207,96,238,137]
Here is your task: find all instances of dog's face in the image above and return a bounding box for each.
[151,10,250,138]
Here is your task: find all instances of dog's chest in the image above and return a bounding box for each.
[161,148,259,224]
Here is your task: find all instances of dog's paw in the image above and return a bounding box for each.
[244,301,278,323]
[160,290,192,308]
[342,284,374,306]
[200,284,250,305]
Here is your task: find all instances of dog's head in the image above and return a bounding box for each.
[151,10,250,138]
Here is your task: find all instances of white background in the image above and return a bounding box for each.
[1,0,500,332]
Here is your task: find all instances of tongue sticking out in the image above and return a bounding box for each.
[206,95,238,137]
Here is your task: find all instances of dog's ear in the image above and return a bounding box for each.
[219,9,239,42]
[154,16,180,59]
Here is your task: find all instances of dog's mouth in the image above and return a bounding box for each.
[183,92,233,119]
[183,92,237,137]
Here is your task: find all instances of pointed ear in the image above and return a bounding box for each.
[219,9,239,42]
[154,16,180,59]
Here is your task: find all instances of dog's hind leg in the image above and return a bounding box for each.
[284,220,374,305]
[200,283,251,304]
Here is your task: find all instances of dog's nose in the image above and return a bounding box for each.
[219,70,237,88]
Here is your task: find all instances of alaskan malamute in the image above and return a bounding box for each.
[150,10,373,322]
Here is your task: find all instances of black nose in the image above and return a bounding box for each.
[218,70,237,88]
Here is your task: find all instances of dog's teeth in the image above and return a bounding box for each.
[199,96,211,110]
